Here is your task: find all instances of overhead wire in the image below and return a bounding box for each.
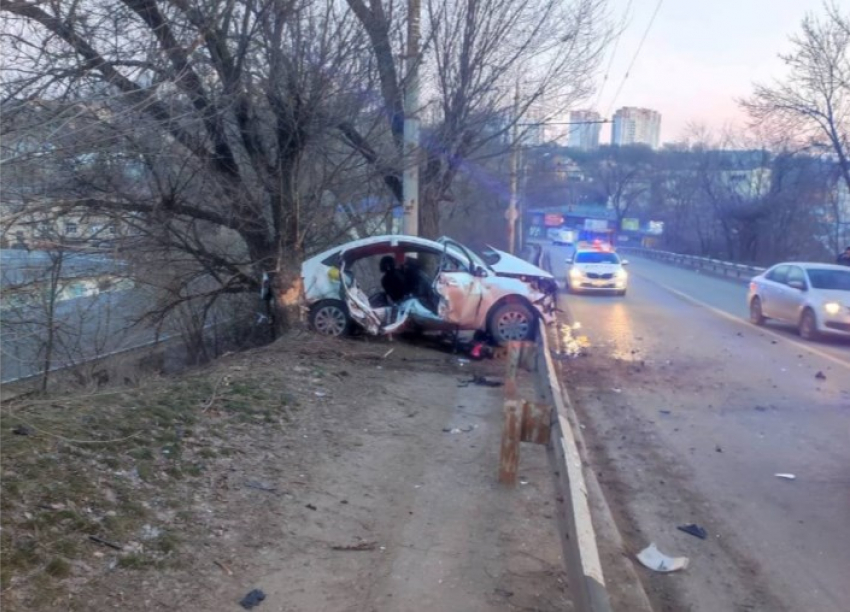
[605,0,665,117]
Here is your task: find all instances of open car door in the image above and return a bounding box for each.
[433,241,485,327]
[339,258,410,335]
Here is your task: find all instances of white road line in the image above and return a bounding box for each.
[638,274,850,372]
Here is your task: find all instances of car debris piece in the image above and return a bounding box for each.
[245,481,277,493]
[775,473,796,480]
[677,524,708,540]
[239,589,266,610]
[815,371,826,380]
[458,375,503,388]
[636,543,689,573]
[330,541,378,551]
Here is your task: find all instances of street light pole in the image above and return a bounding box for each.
[402,0,420,236]
[507,80,520,253]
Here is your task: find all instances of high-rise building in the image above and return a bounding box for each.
[567,110,601,150]
[611,107,661,148]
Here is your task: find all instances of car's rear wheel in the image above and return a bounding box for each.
[309,300,351,336]
[749,296,766,325]
[798,308,819,341]
[489,302,536,344]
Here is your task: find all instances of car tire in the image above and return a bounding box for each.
[798,308,819,341]
[749,296,766,325]
[309,299,351,337]
[488,301,536,344]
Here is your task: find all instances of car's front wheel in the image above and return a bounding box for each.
[798,308,819,341]
[309,300,351,336]
[488,301,536,344]
[749,296,766,326]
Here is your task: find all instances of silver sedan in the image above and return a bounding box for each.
[748,263,850,339]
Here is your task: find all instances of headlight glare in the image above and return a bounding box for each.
[824,301,841,315]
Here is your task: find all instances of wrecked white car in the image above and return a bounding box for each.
[301,235,556,344]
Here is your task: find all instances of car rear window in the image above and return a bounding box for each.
[575,252,620,264]
[806,269,850,291]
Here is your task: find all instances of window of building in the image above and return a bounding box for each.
[65,222,78,235]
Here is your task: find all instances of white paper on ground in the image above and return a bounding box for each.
[636,542,690,573]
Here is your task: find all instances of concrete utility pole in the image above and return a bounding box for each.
[402,0,421,236]
[506,80,520,253]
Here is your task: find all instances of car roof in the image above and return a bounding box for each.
[303,234,460,266]
[769,262,849,271]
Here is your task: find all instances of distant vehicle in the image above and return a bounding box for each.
[576,228,616,251]
[300,235,556,344]
[748,263,850,340]
[565,249,629,296]
[547,227,576,246]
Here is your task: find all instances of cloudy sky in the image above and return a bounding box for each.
[592,0,827,144]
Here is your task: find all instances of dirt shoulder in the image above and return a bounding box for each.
[2,333,568,611]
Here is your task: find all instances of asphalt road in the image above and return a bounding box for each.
[546,245,850,612]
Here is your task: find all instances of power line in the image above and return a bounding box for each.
[605,0,664,116]
[593,0,634,111]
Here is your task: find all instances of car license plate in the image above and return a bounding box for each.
[593,280,610,287]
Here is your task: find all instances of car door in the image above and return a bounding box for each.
[432,244,485,328]
[759,265,790,319]
[777,265,808,321]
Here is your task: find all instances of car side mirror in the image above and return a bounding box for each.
[566,259,574,265]
[621,260,629,266]
[473,265,487,278]
[788,280,806,291]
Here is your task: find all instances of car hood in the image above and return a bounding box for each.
[487,247,554,280]
[573,263,622,272]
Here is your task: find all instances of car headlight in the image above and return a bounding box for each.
[615,268,628,280]
[569,268,583,279]
[824,301,841,315]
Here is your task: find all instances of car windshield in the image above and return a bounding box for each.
[806,269,850,291]
[575,252,620,264]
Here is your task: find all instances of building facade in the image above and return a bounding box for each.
[567,110,602,150]
[611,107,661,148]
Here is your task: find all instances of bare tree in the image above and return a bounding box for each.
[343,0,609,238]
[743,2,850,195]
[1,0,373,331]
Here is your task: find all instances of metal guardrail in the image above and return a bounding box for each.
[498,327,613,612]
[618,246,766,281]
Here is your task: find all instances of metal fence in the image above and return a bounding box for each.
[618,247,766,282]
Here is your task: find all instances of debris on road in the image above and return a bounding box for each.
[458,375,503,388]
[239,589,266,610]
[12,424,34,436]
[214,560,233,576]
[659,410,672,416]
[382,348,395,359]
[442,425,475,434]
[775,473,796,480]
[245,481,277,493]
[305,503,317,511]
[677,524,708,540]
[636,543,690,573]
[330,541,378,551]
[715,445,723,453]
[815,371,826,380]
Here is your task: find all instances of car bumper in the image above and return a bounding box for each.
[820,313,850,337]
[569,279,627,292]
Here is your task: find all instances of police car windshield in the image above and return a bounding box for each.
[575,251,620,264]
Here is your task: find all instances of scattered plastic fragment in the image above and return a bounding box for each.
[314,391,327,397]
[239,589,266,610]
[636,543,689,573]
[815,371,826,380]
[677,524,707,540]
[659,410,672,416]
[775,473,796,480]
[331,541,377,551]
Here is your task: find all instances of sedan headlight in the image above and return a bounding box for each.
[823,301,841,315]
[615,268,628,280]
[569,268,583,279]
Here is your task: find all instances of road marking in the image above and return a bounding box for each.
[638,274,850,372]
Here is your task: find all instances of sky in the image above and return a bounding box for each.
[591,0,827,144]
